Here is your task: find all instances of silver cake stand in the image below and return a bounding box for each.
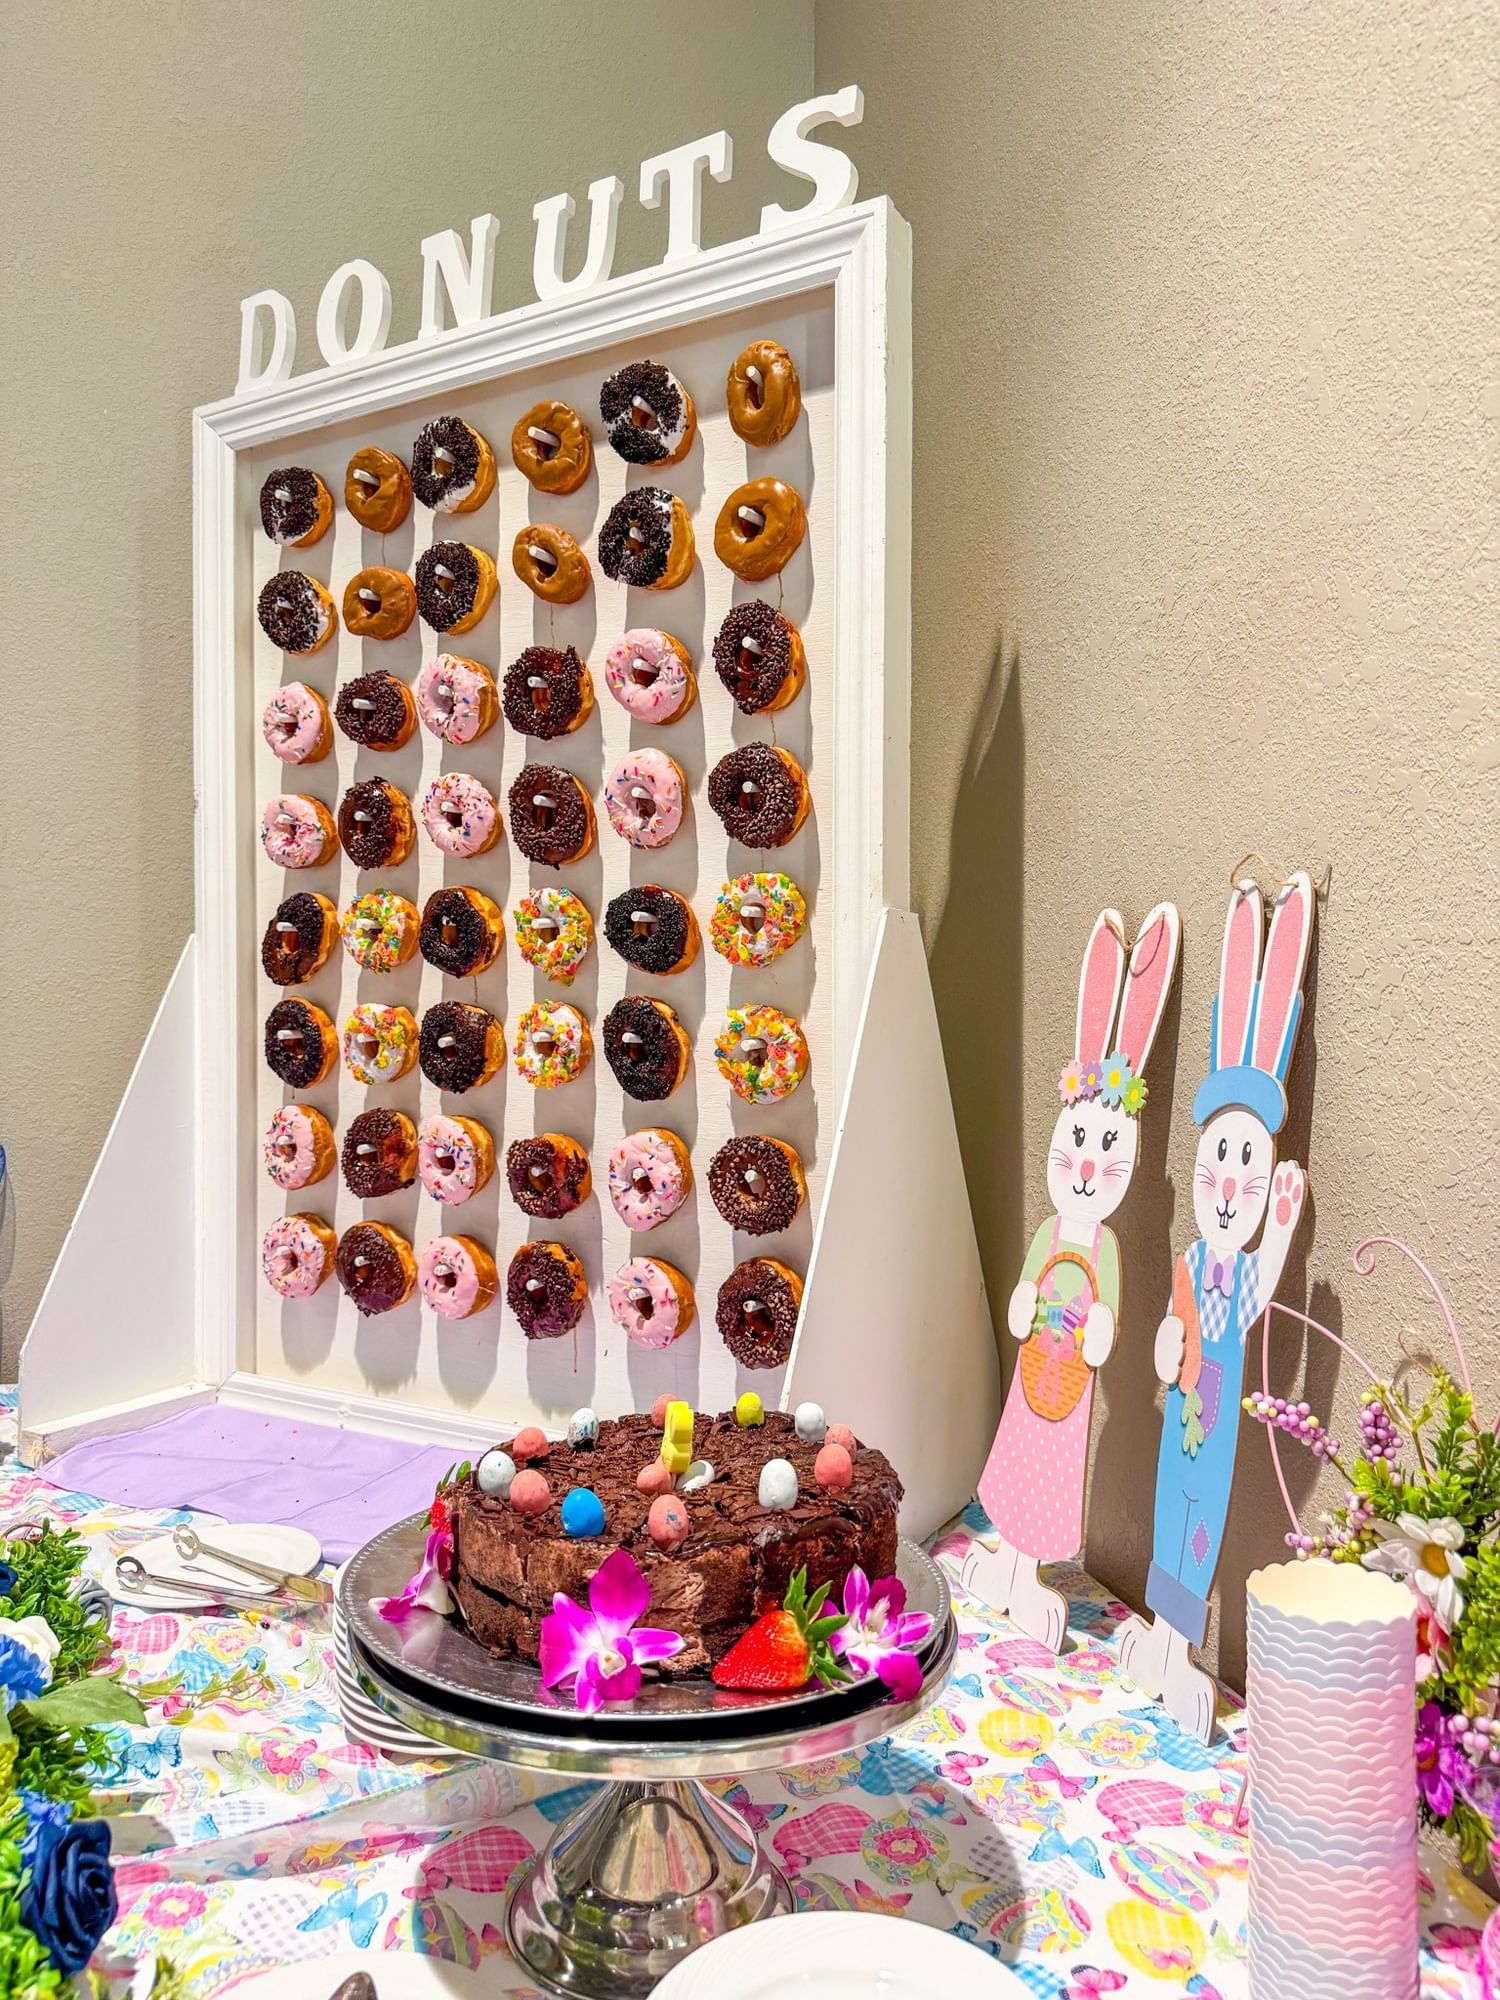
[342,1517,956,1999]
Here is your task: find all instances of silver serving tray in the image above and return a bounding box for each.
[341,1513,951,1744]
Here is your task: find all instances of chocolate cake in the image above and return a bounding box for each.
[451,1410,901,1676]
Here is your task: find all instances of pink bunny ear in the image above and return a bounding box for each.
[1252,870,1316,1085]
[1115,902,1182,1075]
[1215,883,1263,1071]
[1076,910,1128,1066]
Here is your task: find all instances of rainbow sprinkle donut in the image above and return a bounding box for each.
[714,1004,809,1104]
[512,887,593,985]
[514,1002,591,1088]
[340,890,419,972]
[709,871,807,968]
[342,1004,418,1084]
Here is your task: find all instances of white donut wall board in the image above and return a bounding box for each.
[19,188,1001,1538]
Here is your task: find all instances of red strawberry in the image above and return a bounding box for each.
[712,1568,850,1692]
[430,1492,452,1536]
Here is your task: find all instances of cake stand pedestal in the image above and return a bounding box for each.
[342,1519,956,2000]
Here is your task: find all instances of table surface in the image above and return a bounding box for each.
[1,1391,1485,1998]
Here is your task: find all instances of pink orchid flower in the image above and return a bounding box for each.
[829,1566,934,1701]
[539,1548,685,1712]
[375,1525,453,1625]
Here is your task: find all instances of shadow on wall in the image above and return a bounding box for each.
[927,635,1024,1341]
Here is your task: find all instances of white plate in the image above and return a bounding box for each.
[651,1913,1026,1997]
[212,1949,527,1996]
[108,1522,323,1610]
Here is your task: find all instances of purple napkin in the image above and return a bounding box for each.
[41,1405,479,1563]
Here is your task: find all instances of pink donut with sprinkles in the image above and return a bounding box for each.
[417,1115,492,1206]
[262,1214,335,1300]
[417,1235,496,1320]
[603,629,695,724]
[262,1105,332,1191]
[607,1256,695,1348]
[416,654,497,745]
[603,749,686,849]
[421,771,502,858]
[607,1129,692,1231]
[260,794,336,869]
[261,681,331,764]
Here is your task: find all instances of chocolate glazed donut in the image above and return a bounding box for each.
[414,542,494,635]
[419,887,502,978]
[507,764,594,867]
[602,996,689,1101]
[717,1257,804,1368]
[259,467,331,546]
[260,892,337,986]
[506,1135,592,1219]
[337,778,414,869]
[507,1241,588,1339]
[420,1001,501,1093]
[335,1222,416,1316]
[502,646,593,740]
[341,1108,417,1198]
[706,742,809,848]
[712,600,807,715]
[264,999,336,1087]
[257,571,334,654]
[335,672,416,751]
[707,1136,807,1236]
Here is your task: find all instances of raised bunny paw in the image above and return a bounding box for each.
[1081,1300,1116,1367]
[1007,1278,1039,1342]
[1272,1161,1306,1231]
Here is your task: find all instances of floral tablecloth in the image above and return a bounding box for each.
[0,1391,1486,1997]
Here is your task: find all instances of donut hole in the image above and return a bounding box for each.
[527,423,561,462]
[429,1260,459,1295]
[526,541,559,582]
[739,898,767,937]
[738,778,764,818]
[628,782,658,823]
[742,1166,767,1196]
[629,1283,656,1321]
[629,654,661,688]
[744,364,766,411]
[734,503,767,546]
[431,563,458,600]
[530,1025,559,1058]
[531,791,559,830]
[629,396,659,433]
[527,674,553,717]
[434,1149,459,1177]
[740,1295,773,1340]
[631,908,658,938]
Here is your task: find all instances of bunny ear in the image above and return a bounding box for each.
[1214,882,1263,1071]
[1076,910,1128,1066]
[1115,902,1181,1075]
[1252,870,1316,1085]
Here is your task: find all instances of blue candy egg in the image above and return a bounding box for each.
[560,1487,606,1538]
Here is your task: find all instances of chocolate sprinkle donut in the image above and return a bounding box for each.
[335,672,411,749]
[597,487,673,588]
[507,763,591,867]
[602,996,686,1102]
[342,1108,416,1199]
[507,1242,586,1339]
[717,1258,801,1368]
[264,999,331,1088]
[335,1223,411,1317]
[712,600,796,714]
[411,416,482,509]
[259,467,323,544]
[506,1136,590,1220]
[415,541,484,634]
[260,893,330,986]
[603,885,693,975]
[502,645,589,740]
[707,742,804,848]
[420,888,495,978]
[337,778,408,869]
[257,571,329,653]
[599,361,683,465]
[708,1137,804,1236]
[420,1001,498,1094]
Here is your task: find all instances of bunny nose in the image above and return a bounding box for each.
[1221,1177,1237,1200]
[1079,1159,1097,1183]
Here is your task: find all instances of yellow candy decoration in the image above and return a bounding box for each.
[660,1398,694,1475]
[735,1392,765,1428]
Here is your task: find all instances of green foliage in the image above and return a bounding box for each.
[0,1526,108,1683]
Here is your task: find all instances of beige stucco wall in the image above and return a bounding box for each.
[814,0,1498,1679]
[0,0,813,1369]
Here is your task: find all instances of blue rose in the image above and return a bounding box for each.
[17,1789,71,1864]
[0,1630,49,1710]
[0,1562,17,1598]
[19,1818,118,1974]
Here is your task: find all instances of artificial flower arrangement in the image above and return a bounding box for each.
[1246,1237,1500,1875]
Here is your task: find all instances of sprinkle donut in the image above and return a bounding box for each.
[342,1004,418,1085]
[603,885,699,974]
[514,1002,591,1088]
[415,541,497,636]
[335,671,416,751]
[603,749,685,850]
[599,360,696,465]
[510,400,592,494]
[262,682,332,765]
[342,1107,418,1198]
[607,1130,692,1232]
[726,340,801,448]
[344,446,412,533]
[420,886,504,978]
[710,873,807,967]
[338,778,415,869]
[708,1136,807,1236]
[411,416,496,514]
[717,1257,803,1368]
[260,794,337,870]
[261,891,338,985]
[417,1114,495,1207]
[714,1005,809,1104]
[502,644,594,740]
[512,887,592,985]
[416,655,498,745]
[340,890,420,972]
[508,764,595,868]
[506,1133,592,1218]
[607,1256,696,1348]
[257,571,335,654]
[712,601,807,715]
[419,1235,499,1321]
[263,1105,335,1191]
[420,1002,505,1094]
[265,1000,338,1087]
[603,628,696,724]
[508,1241,588,1339]
[602,996,691,1101]
[262,1214,337,1300]
[597,487,694,590]
[421,772,502,859]
[259,468,333,547]
[336,1221,417,1316]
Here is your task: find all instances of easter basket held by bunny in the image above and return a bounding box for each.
[1018,1248,1098,1422]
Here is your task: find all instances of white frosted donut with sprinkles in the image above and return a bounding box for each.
[602,749,685,849]
[603,628,695,724]
[606,1256,695,1347]
[513,1002,592,1088]
[607,1129,692,1231]
[262,1105,335,1191]
[261,682,331,765]
[262,1214,337,1300]
[416,654,498,745]
[421,772,502,858]
[260,794,336,869]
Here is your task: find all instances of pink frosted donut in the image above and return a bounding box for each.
[417,1115,492,1206]
[260,794,335,868]
[262,1215,335,1300]
[603,749,685,849]
[606,1256,694,1348]
[416,654,497,745]
[261,682,330,765]
[607,1129,692,1231]
[603,629,694,724]
[417,1235,497,1320]
[421,772,501,858]
[262,1105,332,1191]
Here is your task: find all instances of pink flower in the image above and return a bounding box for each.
[870,1820,938,1870]
[539,1549,685,1713]
[261,1736,316,1777]
[375,1526,453,1625]
[1415,1701,1464,1818]
[830,1567,933,1702]
[140,1884,208,1929]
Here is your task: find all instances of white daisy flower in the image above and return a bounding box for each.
[1361,1512,1467,1629]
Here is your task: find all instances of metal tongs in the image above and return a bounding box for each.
[113,1525,333,1609]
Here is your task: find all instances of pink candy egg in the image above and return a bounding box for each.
[814,1442,853,1491]
[650,1393,673,1426]
[826,1423,857,1455]
[512,1426,549,1460]
[510,1469,551,1514]
[636,1459,674,1496]
[648,1494,690,1548]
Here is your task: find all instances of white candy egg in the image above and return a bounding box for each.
[793,1402,828,1444]
[476,1448,516,1498]
[758,1457,799,1511]
[567,1406,599,1448]
[680,1459,715,1493]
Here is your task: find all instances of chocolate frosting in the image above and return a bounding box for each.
[335,672,412,750]
[342,1108,416,1199]
[420,888,498,978]
[415,541,483,632]
[337,777,408,868]
[599,360,683,465]
[260,893,330,986]
[717,1258,801,1368]
[506,1135,590,1219]
[257,570,327,653]
[707,743,805,848]
[420,1001,498,1094]
[335,1223,411,1316]
[502,645,588,740]
[508,763,591,867]
[602,996,686,1100]
[264,998,331,1087]
[597,488,673,587]
[602,885,694,974]
[708,1137,804,1235]
[712,600,797,714]
[411,416,481,508]
[507,1241,586,1337]
[259,466,322,544]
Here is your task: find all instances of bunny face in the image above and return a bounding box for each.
[1047,1095,1139,1227]
[1192,1107,1274,1251]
